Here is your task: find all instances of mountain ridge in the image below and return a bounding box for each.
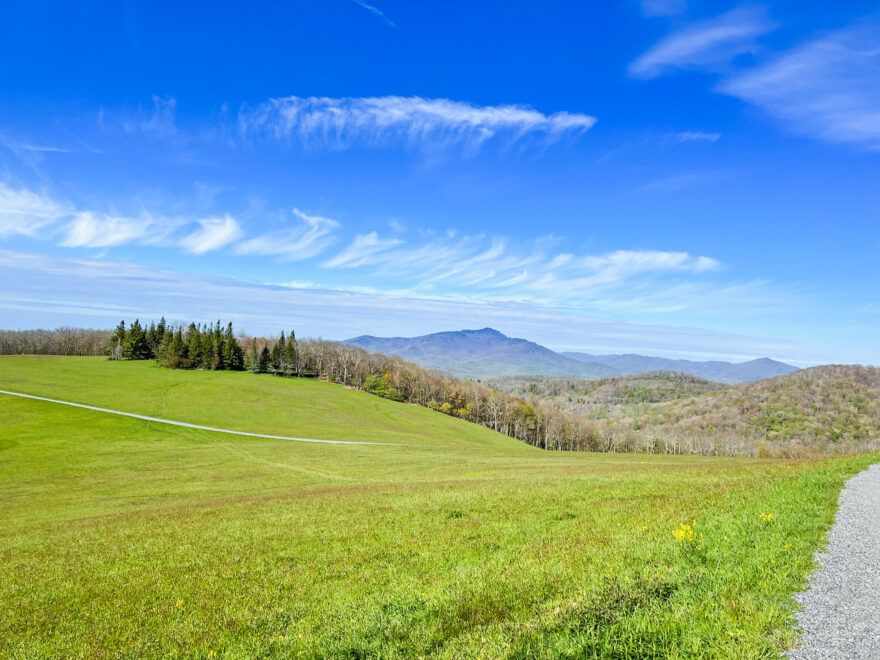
[344,328,799,383]
[561,351,798,383]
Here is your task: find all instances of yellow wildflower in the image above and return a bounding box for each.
[760,512,775,524]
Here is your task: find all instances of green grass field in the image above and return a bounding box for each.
[0,356,876,658]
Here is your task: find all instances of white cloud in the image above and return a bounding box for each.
[236,208,339,260]
[239,95,596,152]
[323,232,404,268]
[351,0,395,27]
[0,183,71,237]
[718,21,880,148]
[180,215,243,254]
[673,131,721,142]
[60,211,179,248]
[122,95,177,136]
[629,6,776,79]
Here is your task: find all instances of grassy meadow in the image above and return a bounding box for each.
[0,356,876,658]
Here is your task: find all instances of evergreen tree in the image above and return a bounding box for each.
[222,323,244,370]
[282,329,297,376]
[123,319,151,360]
[157,328,173,364]
[271,331,285,374]
[258,345,271,374]
[186,323,203,367]
[200,324,214,368]
[169,329,187,368]
[145,322,158,357]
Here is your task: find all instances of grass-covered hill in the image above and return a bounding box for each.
[0,356,877,657]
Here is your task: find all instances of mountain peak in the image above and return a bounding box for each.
[464,327,506,338]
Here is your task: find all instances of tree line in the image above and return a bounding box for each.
[109,318,245,371]
[0,328,111,356]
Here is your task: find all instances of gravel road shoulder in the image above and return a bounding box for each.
[788,461,880,659]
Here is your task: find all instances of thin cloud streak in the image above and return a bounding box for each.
[239,95,596,152]
[60,211,181,248]
[719,20,880,148]
[180,215,243,254]
[351,0,396,27]
[673,131,721,142]
[0,182,71,237]
[629,5,776,79]
[235,208,339,261]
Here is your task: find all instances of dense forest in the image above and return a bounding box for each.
[4,321,878,457]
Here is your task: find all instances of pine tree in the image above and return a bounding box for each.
[282,329,297,376]
[186,323,203,367]
[272,331,285,374]
[200,324,214,368]
[170,328,187,368]
[124,319,151,360]
[222,323,244,370]
[258,345,271,374]
[247,340,260,374]
[145,322,158,358]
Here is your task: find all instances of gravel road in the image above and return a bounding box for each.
[0,388,393,445]
[789,461,880,659]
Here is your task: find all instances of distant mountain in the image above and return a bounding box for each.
[343,328,619,379]
[561,352,798,384]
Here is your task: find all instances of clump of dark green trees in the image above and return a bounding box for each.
[109,318,244,371]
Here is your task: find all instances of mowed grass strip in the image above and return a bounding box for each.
[0,357,876,658]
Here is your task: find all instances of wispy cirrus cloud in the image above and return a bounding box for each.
[629,6,776,79]
[0,182,71,237]
[239,95,596,152]
[235,208,339,260]
[323,231,403,268]
[321,229,728,311]
[351,0,396,27]
[718,20,880,148]
[180,215,243,254]
[60,211,181,248]
[672,130,721,142]
[120,95,177,136]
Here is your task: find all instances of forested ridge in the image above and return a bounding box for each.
[3,321,878,457]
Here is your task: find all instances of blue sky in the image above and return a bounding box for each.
[0,0,877,364]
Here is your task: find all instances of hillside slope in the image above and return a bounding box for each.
[611,365,880,456]
[487,371,726,419]
[344,328,618,378]
[1,356,876,658]
[0,356,524,453]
